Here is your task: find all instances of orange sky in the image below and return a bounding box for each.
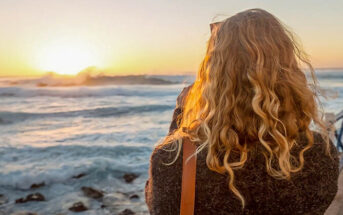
[0,0,342,77]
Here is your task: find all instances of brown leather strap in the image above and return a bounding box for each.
[180,138,197,215]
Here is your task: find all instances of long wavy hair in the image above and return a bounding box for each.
[164,8,329,208]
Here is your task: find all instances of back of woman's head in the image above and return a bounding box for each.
[168,8,327,207]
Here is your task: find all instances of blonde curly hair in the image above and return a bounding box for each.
[164,8,328,208]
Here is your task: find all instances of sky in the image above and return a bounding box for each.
[0,0,342,76]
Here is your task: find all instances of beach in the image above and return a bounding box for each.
[0,70,342,214]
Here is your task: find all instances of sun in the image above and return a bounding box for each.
[35,40,103,75]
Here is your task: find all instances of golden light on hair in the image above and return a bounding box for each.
[164,8,329,208]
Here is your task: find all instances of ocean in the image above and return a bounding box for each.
[0,70,342,214]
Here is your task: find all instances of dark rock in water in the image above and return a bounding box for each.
[0,194,8,205]
[15,198,27,204]
[15,193,45,203]
[69,201,88,212]
[72,173,86,179]
[81,186,104,199]
[123,173,139,183]
[129,194,139,199]
[30,182,45,189]
[26,193,45,201]
[118,209,135,215]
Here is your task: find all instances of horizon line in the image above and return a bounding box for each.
[0,67,342,78]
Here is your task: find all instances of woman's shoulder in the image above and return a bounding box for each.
[290,131,339,199]
[284,131,340,213]
[297,131,339,162]
[149,140,183,175]
[294,131,339,173]
[145,140,184,214]
[151,140,179,158]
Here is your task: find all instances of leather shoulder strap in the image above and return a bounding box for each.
[180,138,197,215]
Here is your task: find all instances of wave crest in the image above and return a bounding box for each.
[0,104,174,124]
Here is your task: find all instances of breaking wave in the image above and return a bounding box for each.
[0,145,152,189]
[0,85,182,98]
[0,104,174,124]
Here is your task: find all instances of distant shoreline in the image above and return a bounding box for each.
[1,67,343,79]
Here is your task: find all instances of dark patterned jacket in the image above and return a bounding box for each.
[145,85,339,215]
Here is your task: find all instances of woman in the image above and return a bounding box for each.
[145,8,339,215]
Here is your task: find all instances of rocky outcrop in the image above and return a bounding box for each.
[118,209,135,215]
[69,201,88,212]
[30,182,45,189]
[72,173,86,179]
[81,186,104,199]
[15,193,45,203]
[129,194,139,199]
[123,173,139,183]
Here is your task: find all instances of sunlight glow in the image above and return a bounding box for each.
[36,40,103,75]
